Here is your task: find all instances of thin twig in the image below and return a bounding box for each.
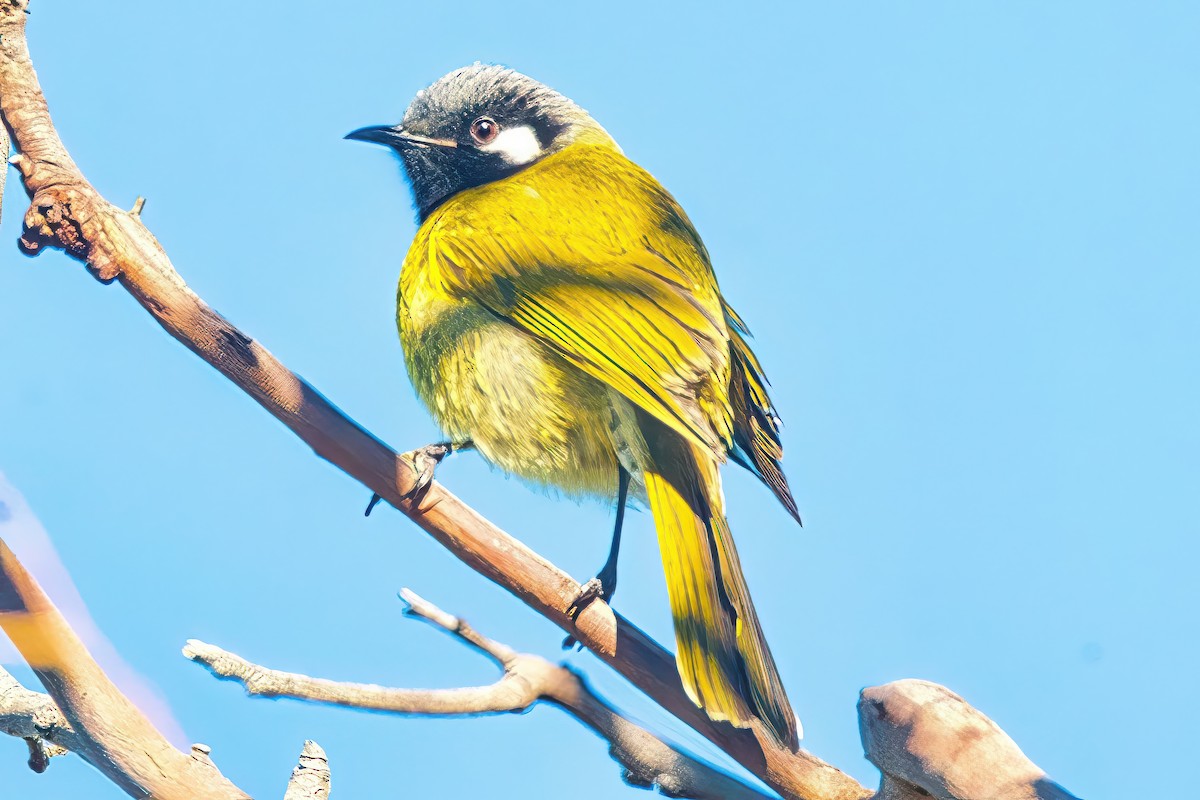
[185,637,540,715]
[187,590,775,800]
[0,665,76,767]
[283,741,331,800]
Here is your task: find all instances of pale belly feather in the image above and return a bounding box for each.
[400,296,637,499]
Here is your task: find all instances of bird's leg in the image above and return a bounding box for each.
[364,440,474,516]
[568,467,630,618]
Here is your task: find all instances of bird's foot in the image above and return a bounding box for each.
[562,569,617,650]
[566,576,612,619]
[401,442,454,504]
[363,442,457,516]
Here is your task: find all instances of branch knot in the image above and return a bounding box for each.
[18,185,129,282]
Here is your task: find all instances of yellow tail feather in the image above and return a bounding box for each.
[641,418,799,750]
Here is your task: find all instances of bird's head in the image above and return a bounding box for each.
[347,64,612,220]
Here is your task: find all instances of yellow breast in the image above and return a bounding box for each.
[398,225,624,498]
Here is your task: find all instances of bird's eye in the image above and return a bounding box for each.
[470,116,499,145]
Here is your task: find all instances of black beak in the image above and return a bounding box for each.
[344,124,458,150]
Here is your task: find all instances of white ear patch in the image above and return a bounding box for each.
[480,125,542,165]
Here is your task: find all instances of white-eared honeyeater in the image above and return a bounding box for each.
[347,64,802,749]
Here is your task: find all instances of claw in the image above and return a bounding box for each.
[364,493,384,517]
[567,577,608,619]
[364,441,471,516]
[401,442,453,503]
[561,575,614,650]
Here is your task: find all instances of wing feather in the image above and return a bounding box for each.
[418,143,735,457]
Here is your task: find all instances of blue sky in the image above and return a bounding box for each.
[2,2,1196,797]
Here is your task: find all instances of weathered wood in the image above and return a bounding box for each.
[859,680,1079,800]
[283,741,332,800]
[188,590,775,800]
[0,540,249,799]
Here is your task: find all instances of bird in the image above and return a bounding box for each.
[347,64,802,750]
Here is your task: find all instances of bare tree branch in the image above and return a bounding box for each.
[399,590,777,799]
[858,681,1079,800]
[0,539,250,799]
[0,541,337,798]
[0,4,864,799]
[187,589,775,800]
[4,663,335,799]
[185,637,537,716]
[0,664,75,769]
[283,741,332,800]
